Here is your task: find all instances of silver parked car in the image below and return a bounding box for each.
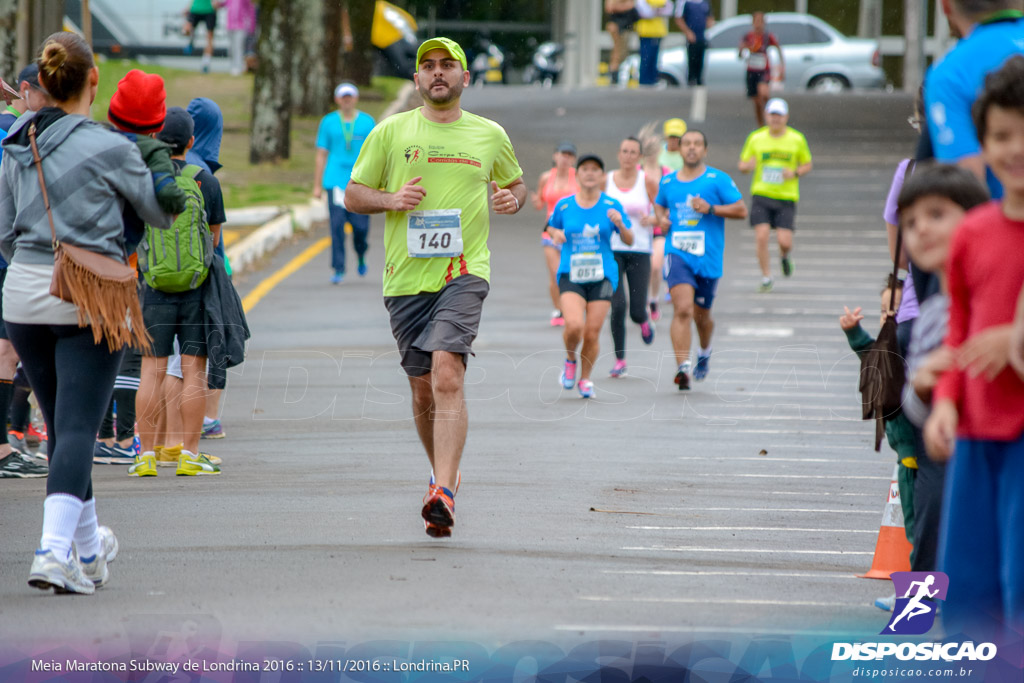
[620,13,886,92]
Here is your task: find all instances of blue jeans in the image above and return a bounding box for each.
[939,435,1024,639]
[638,37,661,86]
[326,188,370,273]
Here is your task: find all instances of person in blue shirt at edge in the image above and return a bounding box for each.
[547,154,634,400]
[654,129,748,391]
[925,0,1024,199]
[674,0,714,87]
[314,82,377,284]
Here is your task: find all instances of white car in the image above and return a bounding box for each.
[620,12,886,92]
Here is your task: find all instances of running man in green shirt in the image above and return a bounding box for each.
[738,97,812,292]
[346,37,526,539]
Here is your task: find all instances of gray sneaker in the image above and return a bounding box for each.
[0,451,48,478]
[80,527,119,587]
[28,549,96,595]
[7,431,27,453]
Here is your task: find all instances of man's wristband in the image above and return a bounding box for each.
[708,205,715,216]
[512,195,519,211]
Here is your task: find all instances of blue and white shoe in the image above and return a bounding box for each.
[79,526,119,587]
[578,379,594,399]
[28,549,95,594]
[694,353,711,382]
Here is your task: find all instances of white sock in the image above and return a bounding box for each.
[41,494,84,560]
[203,416,216,426]
[679,360,692,373]
[762,276,772,284]
[74,498,100,560]
[699,346,712,357]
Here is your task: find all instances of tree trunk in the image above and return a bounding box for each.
[322,0,343,111]
[250,0,293,163]
[340,0,375,86]
[0,0,18,86]
[291,0,331,116]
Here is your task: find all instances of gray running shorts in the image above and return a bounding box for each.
[384,274,489,377]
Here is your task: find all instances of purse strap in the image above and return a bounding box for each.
[27,122,59,249]
[887,159,916,314]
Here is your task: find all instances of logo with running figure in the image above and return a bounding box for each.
[404,145,425,165]
[882,571,949,635]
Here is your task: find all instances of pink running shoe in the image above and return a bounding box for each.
[560,359,577,389]
[609,359,627,378]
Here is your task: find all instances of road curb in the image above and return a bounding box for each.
[225,81,420,275]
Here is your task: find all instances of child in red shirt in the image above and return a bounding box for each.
[924,56,1024,640]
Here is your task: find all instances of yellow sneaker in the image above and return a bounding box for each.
[128,453,157,477]
[176,451,221,476]
[156,444,181,468]
[201,452,222,465]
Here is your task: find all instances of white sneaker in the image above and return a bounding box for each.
[80,526,119,587]
[28,549,96,595]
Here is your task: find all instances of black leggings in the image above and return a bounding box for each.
[6,323,124,500]
[610,251,652,360]
[99,388,137,442]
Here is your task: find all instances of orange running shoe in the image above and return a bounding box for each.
[421,484,455,536]
[424,471,460,537]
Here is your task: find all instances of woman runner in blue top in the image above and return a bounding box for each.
[547,154,633,398]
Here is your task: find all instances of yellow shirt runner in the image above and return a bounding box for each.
[739,126,812,202]
[350,107,523,297]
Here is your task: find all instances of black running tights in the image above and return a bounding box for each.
[6,323,124,500]
[610,251,652,360]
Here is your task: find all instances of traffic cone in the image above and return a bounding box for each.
[858,464,913,580]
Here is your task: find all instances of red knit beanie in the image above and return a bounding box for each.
[108,69,166,134]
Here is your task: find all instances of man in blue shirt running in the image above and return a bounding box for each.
[655,130,747,390]
[925,0,1024,198]
[314,82,377,283]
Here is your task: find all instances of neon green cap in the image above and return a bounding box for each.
[416,37,468,71]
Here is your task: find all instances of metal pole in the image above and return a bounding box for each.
[903,0,926,93]
[721,0,738,20]
[795,0,808,14]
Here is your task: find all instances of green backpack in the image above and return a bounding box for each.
[138,164,213,292]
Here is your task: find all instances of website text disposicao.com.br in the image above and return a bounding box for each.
[850,665,977,678]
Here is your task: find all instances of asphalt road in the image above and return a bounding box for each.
[1,86,921,657]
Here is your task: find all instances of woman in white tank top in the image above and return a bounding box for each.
[604,137,661,377]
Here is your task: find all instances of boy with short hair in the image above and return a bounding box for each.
[923,56,1024,638]
[130,107,224,478]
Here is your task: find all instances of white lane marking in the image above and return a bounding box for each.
[727,327,794,337]
[581,595,868,605]
[690,84,707,122]
[676,456,877,463]
[689,473,887,480]
[660,507,877,514]
[626,526,876,533]
[622,546,874,556]
[602,569,859,579]
[770,491,877,497]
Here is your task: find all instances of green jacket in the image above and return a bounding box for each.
[133,135,187,215]
[843,324,916,461]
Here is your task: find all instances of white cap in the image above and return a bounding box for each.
[334,83,358,99]
[765,98,788,116]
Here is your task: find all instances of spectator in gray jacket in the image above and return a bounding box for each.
[0,31,172,595]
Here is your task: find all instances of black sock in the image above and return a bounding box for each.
[0,379,12,434]
[9,383,31,433]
